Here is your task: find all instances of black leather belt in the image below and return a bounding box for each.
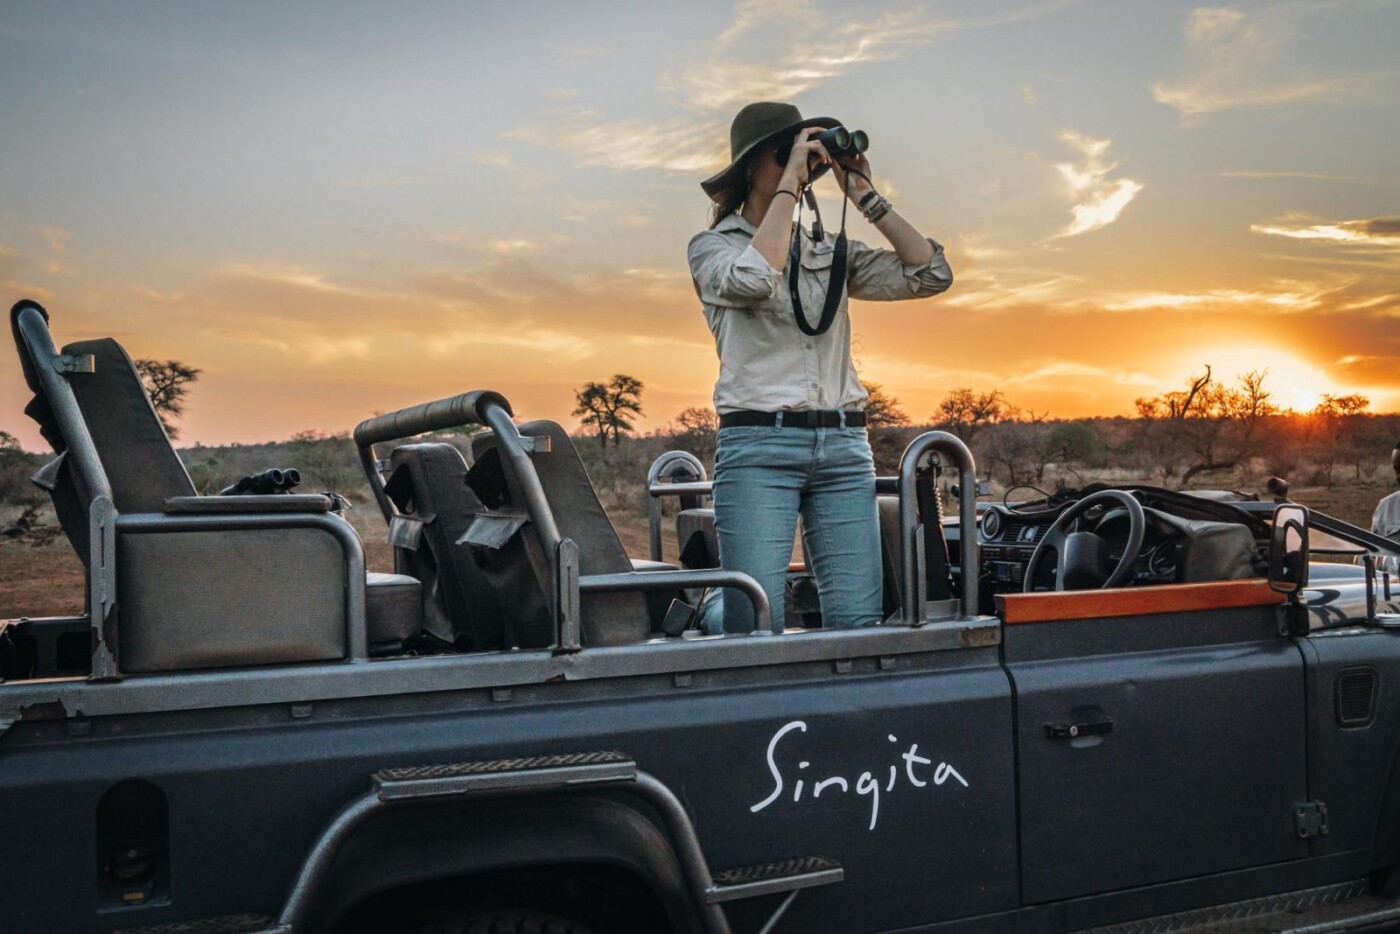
[719,410,867,429]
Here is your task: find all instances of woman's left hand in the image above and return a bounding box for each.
[830,153,875,203]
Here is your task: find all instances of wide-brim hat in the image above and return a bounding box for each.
[700,101,840,203]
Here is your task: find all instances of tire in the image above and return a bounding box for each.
[423,910,597,934]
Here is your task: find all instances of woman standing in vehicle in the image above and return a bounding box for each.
[688,101,953,634]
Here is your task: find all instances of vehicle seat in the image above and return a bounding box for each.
[382,442,551,650]
[472,421,681,646]
[876,485,952,616]
[11,303,420,664]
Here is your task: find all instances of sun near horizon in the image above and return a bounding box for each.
[3,2,1398,449]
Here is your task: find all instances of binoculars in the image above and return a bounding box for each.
[775,126,869,167]
[220,467,302,496]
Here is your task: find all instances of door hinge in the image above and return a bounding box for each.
[1295,801,1329,838]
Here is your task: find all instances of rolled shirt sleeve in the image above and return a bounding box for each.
[846,237,953,301]
[688,230,781,307]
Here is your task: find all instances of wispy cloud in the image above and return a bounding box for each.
[1152,7,1365,121]
[1252,215,1400,250]
[1005,360,1159,388]
[1220,169,1377,183]
[1052,130,1143,238]
[514,1,1070,174]
[508,113,728,174]
[40,226,72,254]
[1102,283,1332,313]
[674,8,952,111]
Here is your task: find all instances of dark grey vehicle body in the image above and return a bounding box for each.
[5,299,1400,934]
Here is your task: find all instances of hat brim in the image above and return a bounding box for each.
[700,116,841,203]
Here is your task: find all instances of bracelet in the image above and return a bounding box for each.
[773,189,799,203]
[863,195,893,223]
[857,190,879,209]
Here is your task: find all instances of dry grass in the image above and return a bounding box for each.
[2,476,1388,621]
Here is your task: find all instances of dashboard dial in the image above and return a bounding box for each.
[981,508,1002,540]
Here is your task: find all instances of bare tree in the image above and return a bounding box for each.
[863,383,911,428]
[1314,393,1372,482]
[135,358,201,439]
[933,388,1010,442]
[1134,366,1242,484]
[572,374,645,447]
[671,406,719,463]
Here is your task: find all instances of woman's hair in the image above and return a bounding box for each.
[708,178,749,229]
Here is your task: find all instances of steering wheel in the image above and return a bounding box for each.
[1022,490,1146,592]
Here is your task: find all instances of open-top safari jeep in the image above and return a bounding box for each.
[4,298,1400,934]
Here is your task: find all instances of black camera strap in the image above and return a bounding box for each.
[787,172,854,337]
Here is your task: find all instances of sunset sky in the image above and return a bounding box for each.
[2,0,1398,449]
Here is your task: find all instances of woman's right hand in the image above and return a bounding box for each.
[781,126,832,191]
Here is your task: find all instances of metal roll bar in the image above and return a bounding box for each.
[13,301,120,678]
[354,390,578,645]
[898,431,978,623]
[646,451,710,561]
[356,402,770,646]
[581,569,771,633]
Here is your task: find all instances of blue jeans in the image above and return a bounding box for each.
[702,424,883,634]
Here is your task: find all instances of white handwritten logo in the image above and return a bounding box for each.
[750,720,969,831]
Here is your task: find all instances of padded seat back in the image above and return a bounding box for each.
[473,421,651,646]
[16,332,196,562]
[877,486,953,618]
[384,443,552,650]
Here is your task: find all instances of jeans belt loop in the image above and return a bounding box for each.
[775,411,784,428]
[839,410,847,428]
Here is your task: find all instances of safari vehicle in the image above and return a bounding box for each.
[5,297,1400,934]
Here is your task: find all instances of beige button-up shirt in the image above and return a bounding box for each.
[688,212,953,414]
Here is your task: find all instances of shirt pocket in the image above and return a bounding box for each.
[800,249,835,273]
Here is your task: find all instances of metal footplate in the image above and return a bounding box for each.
[373,751,636,801]
[706,855,844,903]
[1078,878,1400,933]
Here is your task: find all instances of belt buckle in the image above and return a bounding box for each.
[800,410,821,428]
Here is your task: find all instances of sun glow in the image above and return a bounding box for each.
[1165,345,1341,413]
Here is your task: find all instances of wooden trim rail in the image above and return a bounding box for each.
[996,578,1284,625]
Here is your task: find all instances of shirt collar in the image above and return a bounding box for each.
[714,212,757,235]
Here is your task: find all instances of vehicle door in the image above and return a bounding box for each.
[1000,584,1308,903]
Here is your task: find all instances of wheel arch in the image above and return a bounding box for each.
[305,794,704,934]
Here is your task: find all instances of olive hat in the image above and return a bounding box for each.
[700,101,840,203]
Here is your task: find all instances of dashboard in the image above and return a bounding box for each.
[976,501,1189,602]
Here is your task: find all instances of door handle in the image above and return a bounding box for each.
[1044,718,1113,739]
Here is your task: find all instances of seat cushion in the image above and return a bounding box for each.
[366,572,421,650]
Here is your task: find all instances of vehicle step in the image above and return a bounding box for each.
[706,855,844,903]
[373,751,636,801]
[114,914,274,934]
[1079,879,1400,933]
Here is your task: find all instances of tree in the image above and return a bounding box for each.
[572,374,644,447]
[135,358,201,439]
[863,383,911,428]
[671,406,719,463]
[1134,366,1241,484]
[1219,368,1278,447]
[933,388,1010,442]
[1314,393,1372,482]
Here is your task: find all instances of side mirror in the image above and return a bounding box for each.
[1269,504,1310,594]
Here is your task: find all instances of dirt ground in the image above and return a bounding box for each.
[0,484,1389,620]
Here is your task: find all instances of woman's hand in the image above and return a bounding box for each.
[831,152,875,203]
[780,126,832,192]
